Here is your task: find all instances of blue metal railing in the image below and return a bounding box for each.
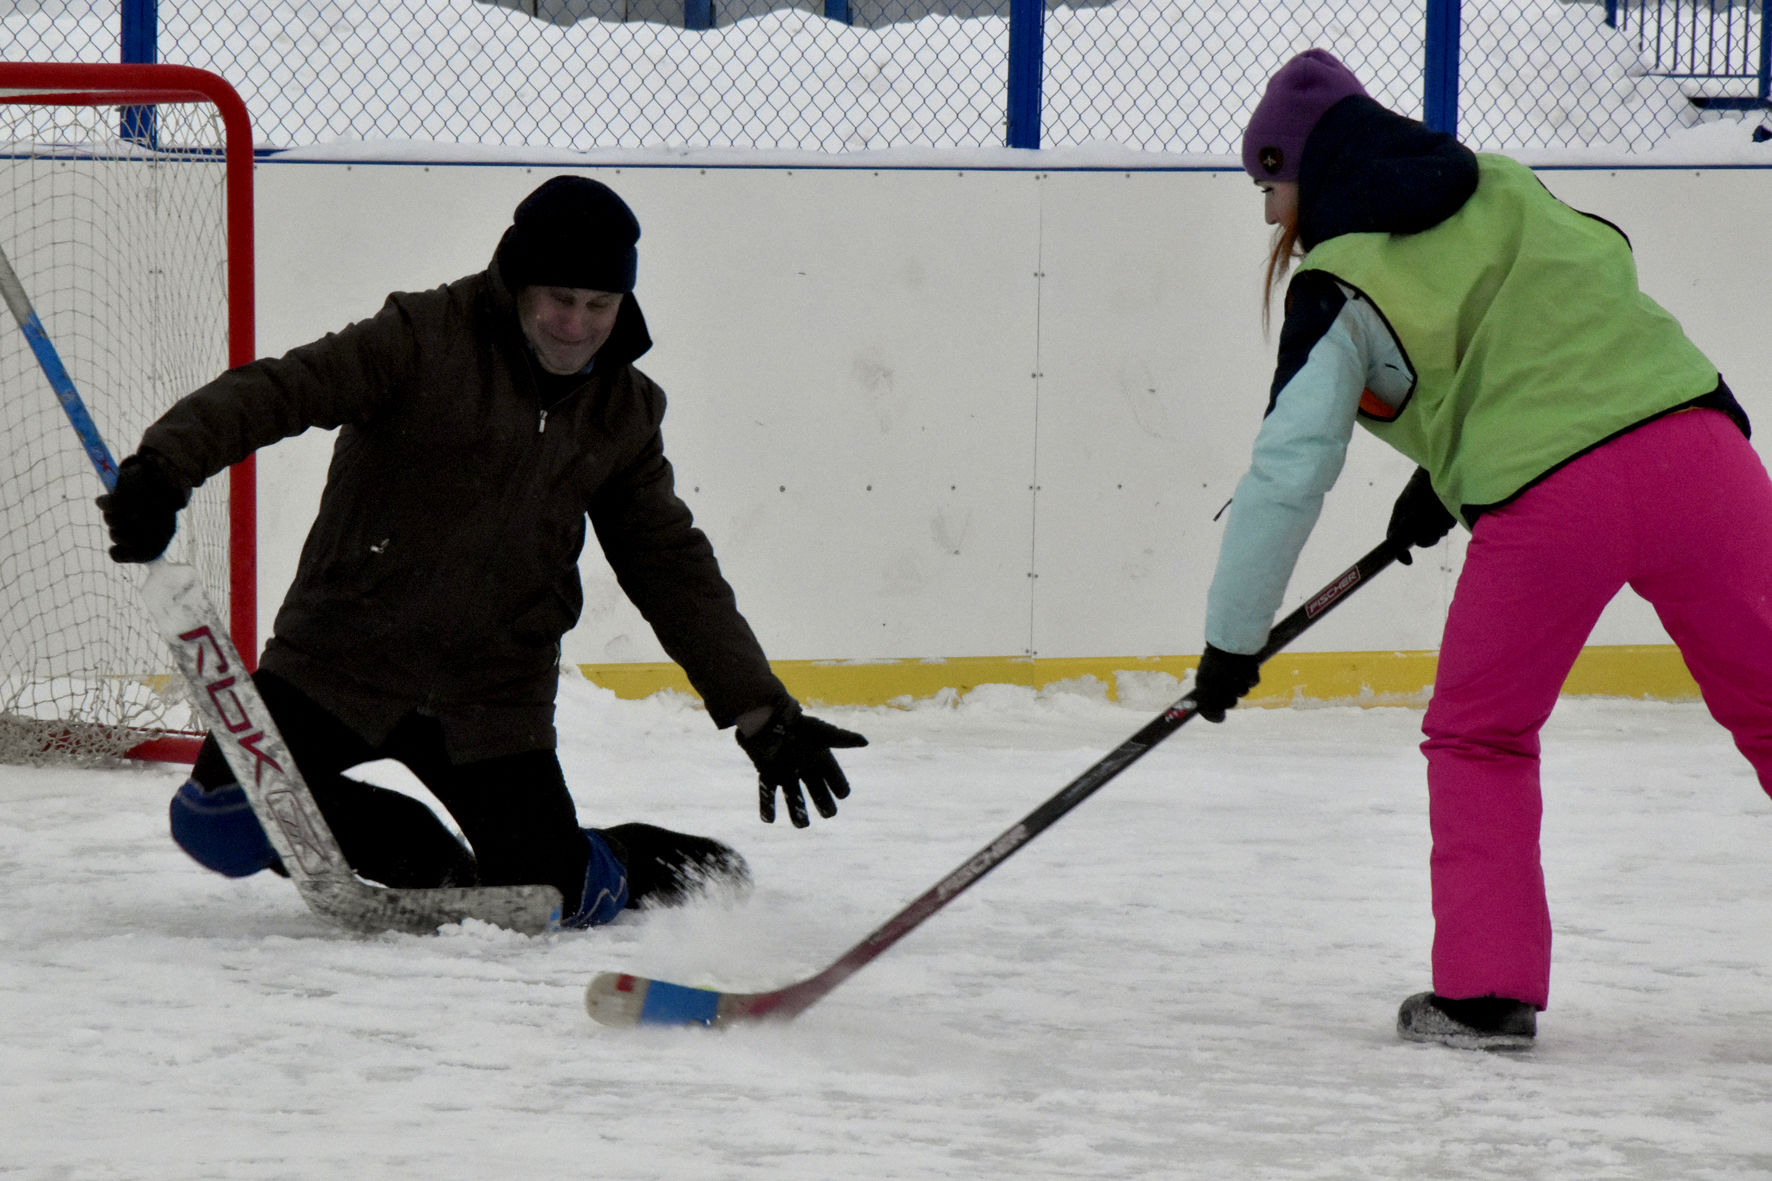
[1607,0,1772,108]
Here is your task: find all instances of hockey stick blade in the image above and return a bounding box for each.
[585,965,839,1028]
[585,542,1401,1027]
[303,877,560,937]
[141,559,563,936]
[2,241,561,937]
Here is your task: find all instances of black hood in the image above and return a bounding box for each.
[1295,96,1480,252]
[487,250,654,369]
[593,295,653,369]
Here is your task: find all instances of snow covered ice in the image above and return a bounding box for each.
[3,676,1770,1178]
[4,0,1770,1170]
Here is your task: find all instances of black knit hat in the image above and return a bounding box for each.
[494,175,640,293]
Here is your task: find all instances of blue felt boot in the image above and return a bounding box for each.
[561,828,631,928]
[168,779,281,878]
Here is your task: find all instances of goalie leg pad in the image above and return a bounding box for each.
[168,778,280,878]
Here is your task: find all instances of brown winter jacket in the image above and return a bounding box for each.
[139,257,789,760]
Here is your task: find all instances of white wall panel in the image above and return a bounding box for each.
[247,160,1772,671]
[614,167,1043,663]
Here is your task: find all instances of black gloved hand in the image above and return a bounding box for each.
[736,701,868,828]
[1386,466,1455,566]
[95,452,189,563]
[1192,644,1261,723]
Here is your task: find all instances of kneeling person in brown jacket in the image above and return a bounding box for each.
[98,175,865,927]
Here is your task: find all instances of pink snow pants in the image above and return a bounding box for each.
[1422,408,1772,1009]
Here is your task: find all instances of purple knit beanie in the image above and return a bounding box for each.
[1242,50,1370,182]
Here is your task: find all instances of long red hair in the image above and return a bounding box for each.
[1262,213,1303,331]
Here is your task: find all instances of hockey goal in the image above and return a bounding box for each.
[0,63,256,763]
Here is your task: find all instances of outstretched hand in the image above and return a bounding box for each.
[737,702,868,828]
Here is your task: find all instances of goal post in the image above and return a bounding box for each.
[0,62,256,763]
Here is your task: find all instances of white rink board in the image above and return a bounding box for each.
[248,161,1772,668]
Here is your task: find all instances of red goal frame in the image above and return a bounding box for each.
[0,62,257,761]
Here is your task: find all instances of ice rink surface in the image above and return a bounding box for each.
[3,677,1770,1179]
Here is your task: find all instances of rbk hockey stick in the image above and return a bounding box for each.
[586,540,1401,1026]
[1,241,561,936]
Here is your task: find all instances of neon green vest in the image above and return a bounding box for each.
[1298,154,1717,517]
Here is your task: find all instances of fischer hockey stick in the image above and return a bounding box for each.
[0,242,560,936]
[586,540,1401,1026]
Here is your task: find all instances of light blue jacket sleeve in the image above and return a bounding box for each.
[1203,306,1372,655]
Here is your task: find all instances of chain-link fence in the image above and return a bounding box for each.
[3,0,1765,153]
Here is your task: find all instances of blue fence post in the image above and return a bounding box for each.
[120,0,156,63]
[1005,0,1045,148]
[1422,0,1461,136]
[684,0,712,31]
[119,0,157,145]
[824,0,851,23]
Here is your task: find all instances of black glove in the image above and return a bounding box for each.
[1192,644,1261,723]
[736,701,868,828]
[1386,466,1455,566]
[95,452,189,563]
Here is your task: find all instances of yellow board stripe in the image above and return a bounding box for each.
[574,644,1699,707]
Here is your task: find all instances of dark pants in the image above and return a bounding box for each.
[192,671,590,906]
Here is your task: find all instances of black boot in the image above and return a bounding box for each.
[1397,992,1537,1050]
[596,823,751,909]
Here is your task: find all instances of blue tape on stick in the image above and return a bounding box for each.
[638,979,722,1026]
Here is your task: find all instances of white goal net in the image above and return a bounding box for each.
[1,64,255,764]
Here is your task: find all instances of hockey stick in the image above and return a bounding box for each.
[0,242,561,936]
[586,540,1401,1026]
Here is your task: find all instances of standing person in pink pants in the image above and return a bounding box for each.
[1189,49,1772,1049]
